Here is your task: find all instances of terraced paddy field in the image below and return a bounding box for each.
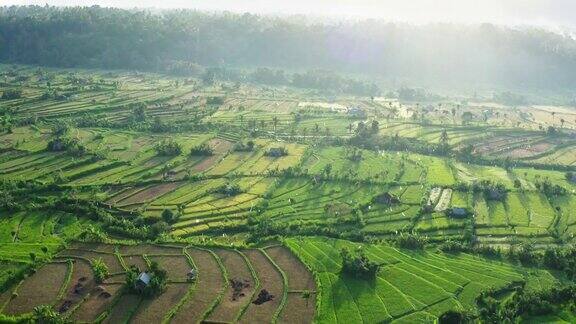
[0,242,316,324]
[2,65,576,323]
[285,237,559,324]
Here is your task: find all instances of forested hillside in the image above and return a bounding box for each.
[2,5,576,89]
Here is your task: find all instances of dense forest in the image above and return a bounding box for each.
[1,5,576,89]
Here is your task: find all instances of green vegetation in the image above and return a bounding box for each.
[125,261,168,297]
[1,24,576,321]
[92,258,109,283]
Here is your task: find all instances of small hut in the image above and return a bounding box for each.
[136,272,151,290]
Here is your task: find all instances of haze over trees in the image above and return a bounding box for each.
[2,5,576,90]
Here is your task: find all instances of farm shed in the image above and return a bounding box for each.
[137,272,151,290]
[187,268,198,281]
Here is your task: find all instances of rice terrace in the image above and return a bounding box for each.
[1,2,576,323]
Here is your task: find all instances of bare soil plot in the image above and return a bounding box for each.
[118,243,182,255]
[116,183,182,206]
[56,259,94,314]
[122,255,148,271]
[503,142,553,159]
[71,284,123,322]
[171,248,225,323]
[4,262,68,315]
[238,249,284,324]
[130,283,189,324]
[104,186,140,205]
[57,249,124,273]
[192,155,221,173]
[102,293,141,324]
[210,138,234,154]
[0,285,18,313]
[150,255,191,281]
[207,249,255,322]
[265,246,315,291]
[279,292,317,324]
[191,139,234,172]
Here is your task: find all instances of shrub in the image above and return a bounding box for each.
[215,183,243,196]
[439,240,466,254]
[1,89,23,100]
[340,248,380,279]
[92,258,109,283]
[154,139,182,156]
[264,147,288,157]
[233,140,255,152]
[189,143,213,156]
[438,310,474,324]
[47,137,87,157]
[535,180,567,198]
[33,305,64,323]
[161,208,176,223]
[393,232,428,250]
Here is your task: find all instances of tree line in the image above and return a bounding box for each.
[2,6,576,89]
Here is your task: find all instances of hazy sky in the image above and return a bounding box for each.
[5,0,576,29]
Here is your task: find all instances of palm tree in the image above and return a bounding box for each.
[272,116,279,132]
[560,118,565,128]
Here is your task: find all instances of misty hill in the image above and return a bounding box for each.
[1,5,576,90]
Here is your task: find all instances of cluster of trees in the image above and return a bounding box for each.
[395,87,441,102]
[478,284,576,322]
[47,136,88,157]
[233,140,255,152]
[566,172,576,183]
[340,248,380,279]
[189,143,213,156]
[393,232,429,250]
[125,261,167,297]
[535,180,568,198]
[1,88,22,100]
[264,147,288,157]
[45,122,88,157]
[214,183,243,196]
[439,239,576,280]
[456,180,507,201]
[3,6,576,89]
[247,219,370,244]
[161,208,180,224]
[202,67,380,96]
[154,139,182,156]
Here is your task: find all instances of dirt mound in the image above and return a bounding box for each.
[252,289,274,305]
[59,300,72,313]
[230,278,250,301]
